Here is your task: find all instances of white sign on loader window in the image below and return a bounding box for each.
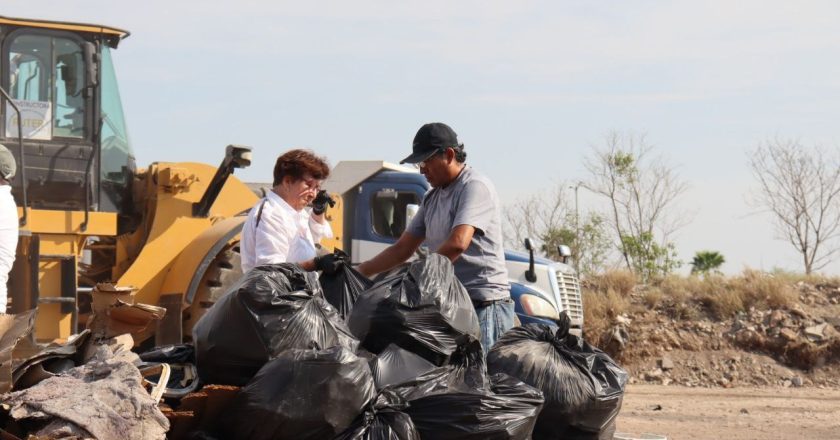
[5,99,52,140]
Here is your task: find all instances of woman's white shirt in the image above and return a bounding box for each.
[239,190,333,273]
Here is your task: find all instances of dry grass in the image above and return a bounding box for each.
[737,269,797,309]
[582,288,631,341]
[642,287,664,309]
[700,285,745,319]
[586,270,638,297]
[649,270,797,319]
[769,268,840,286]
[655,275,705,320]
[583,268,816,345]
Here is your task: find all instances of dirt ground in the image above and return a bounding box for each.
[615,384,840,440]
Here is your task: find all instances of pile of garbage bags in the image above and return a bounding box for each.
[488,313,629,440]
[190,253,627,439]
[348,255,481,366]
[0,252,627,439]
[320,264,373,320]
[193,264,357,385]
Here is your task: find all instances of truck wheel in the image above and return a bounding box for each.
[182,243,243,340]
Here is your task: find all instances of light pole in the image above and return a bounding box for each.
[570,181,583,275]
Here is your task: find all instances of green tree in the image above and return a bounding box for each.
[620,232,680,281]
[690,250,725,275]
[540,212,611,276]
[585,132,689,279]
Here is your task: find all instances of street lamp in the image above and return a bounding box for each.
[570,181,583,275]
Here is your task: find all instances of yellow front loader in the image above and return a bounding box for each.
[2,15,258,345]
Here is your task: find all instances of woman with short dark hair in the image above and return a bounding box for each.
[240,149,342,274]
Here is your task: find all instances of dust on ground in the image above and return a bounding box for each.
[616,384,840,440]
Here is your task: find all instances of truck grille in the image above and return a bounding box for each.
[556,271,584,324]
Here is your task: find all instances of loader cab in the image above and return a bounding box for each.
[0,16,135,222]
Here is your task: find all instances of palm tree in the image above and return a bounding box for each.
[691,251,725,275]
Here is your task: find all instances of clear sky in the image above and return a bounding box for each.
[6,1,840,274]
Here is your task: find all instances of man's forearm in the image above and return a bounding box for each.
[435,242,466,262]
[357,245,412,277]
[435,224,474,262]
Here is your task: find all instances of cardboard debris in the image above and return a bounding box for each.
[12,330,92,390]
[88,283,166,340]
[0,311,37,394]
[1,344,169,440]
[161,384,240,438]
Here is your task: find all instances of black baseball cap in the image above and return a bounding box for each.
[400,122,463,164]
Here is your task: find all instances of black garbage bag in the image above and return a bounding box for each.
[193,264,358,386]
[139,344,194,364]
[334,389,420,440]
[486,313,628,440]
[393,371,544,440]
[138,344,199,396]
[320,264,373,320]
[224,346,376,440]
[348,254,480,366]
[370,337,486,391]
[369,344,437,390]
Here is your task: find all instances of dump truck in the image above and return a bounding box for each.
[1,15,258,345]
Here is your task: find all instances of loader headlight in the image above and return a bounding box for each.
[519,294,559,319]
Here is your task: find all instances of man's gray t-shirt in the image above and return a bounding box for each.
[406,166,510,301]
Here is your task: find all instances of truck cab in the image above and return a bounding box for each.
[321,161,584,334]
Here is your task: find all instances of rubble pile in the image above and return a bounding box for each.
[0,325,169,439]
[596,279,840,389]
[3,345,169,439]
[728,305,840,370]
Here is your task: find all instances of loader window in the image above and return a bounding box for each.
[99,46,135,214]
[99,47,133,182]
[6,34,87,140]
[371,190,420,238]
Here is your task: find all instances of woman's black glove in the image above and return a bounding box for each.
[312,190,336,215]
[314,250,348,275]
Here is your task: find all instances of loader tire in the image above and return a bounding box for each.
[183,243,243,340]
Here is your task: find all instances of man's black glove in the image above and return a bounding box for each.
[312,190,336,215]
[314,250,348,275]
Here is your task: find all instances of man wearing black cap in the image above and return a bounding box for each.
[358,122,513,352]
[0,145,18,314]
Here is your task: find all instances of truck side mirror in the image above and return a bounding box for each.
[523,238,537,282]
[405,203,419,226]
[557,245,571,264]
